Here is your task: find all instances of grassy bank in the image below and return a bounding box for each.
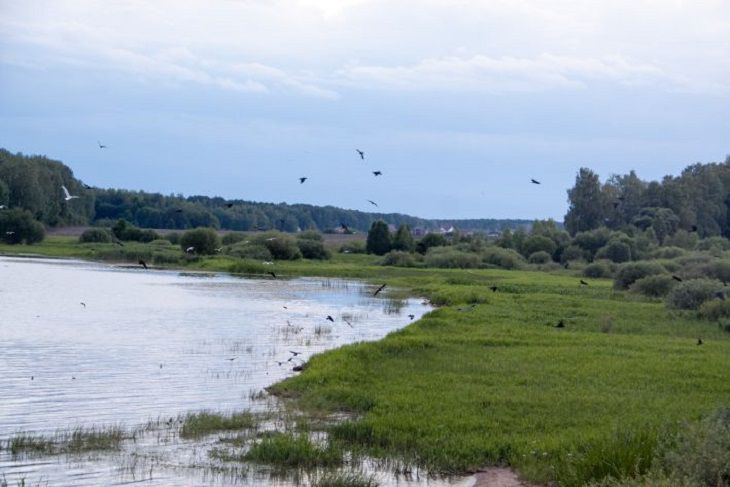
[2,238,730,485]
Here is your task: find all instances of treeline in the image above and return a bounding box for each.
[565,157,730,239]
[0,149,528,233]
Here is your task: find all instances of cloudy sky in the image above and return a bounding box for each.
[1,0,729,220]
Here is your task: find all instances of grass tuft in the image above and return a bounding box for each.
[180,410,257,439]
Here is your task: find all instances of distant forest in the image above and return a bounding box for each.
[0,149,530,233]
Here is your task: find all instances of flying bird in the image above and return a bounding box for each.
[340,223,350,233]
[356,149,365,160]
[530,179,541,185]
[672,275,683,282]
[97,141,107,149]
[226,357,237,361]
[367,200,378,207]
[372,171,382,176]
[268,271,277,278]
[408,314,415,320]
[80,302,86,308]
[299,177,308,184]
[373,283,387,296]
[185,246,195,253]
[580,280,589,286]
[289,351,302,356]
[343,318,353,327]
[138,259,148,270]
[326,315,335,322]
[61,185,79,201]
[0,205,5,209]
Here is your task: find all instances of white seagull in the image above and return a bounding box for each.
[61,185,79,201]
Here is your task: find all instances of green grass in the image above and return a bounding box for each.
[7,426,126,456]
[179,411,257,439]
[241,432,343,468]
[311,471,379,487]
[3,238,730,484]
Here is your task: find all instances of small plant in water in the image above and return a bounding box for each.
[180,410,257,439]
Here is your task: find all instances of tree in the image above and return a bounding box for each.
[392,224,415,252]
[366,221,392,255]
[0,209,45,244]
[180,227,220,255]
[565,168,607,235]
[416,233,447,254]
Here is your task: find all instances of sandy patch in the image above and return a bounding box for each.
[470,467,532,487]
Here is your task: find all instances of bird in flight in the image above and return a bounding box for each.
[672,275,683,282]
[373,283,387,296]
[61,185,79,201]
[356,149,365,160]
[268,271,277,278]
[530,179,541,185]
[185,246,195,253]
[97,141,107,149]
[289,350,302,356]
[580,279,589,286]
[367,200,378,207]
[138,259,148,270]
[326,315,335,322]
[343,318,353,327]
[340,223,350,233]
[299,177,308,184]
[408,314,415,320]
[373,171,382,176]
[80,302,86,308]
[0,205,5,209]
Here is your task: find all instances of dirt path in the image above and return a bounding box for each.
[470,468,532,487]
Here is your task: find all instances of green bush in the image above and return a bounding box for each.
[424,247,481,269]
[392,224,415,252]
[339,240,367,254]
[366,221,392,255]
[416,233,447,254]
[697,299,730,321]
[697,236,730,252]
[630,275,677,298]
[0,209,45,244]
[221,232,248,245]
[165,232,181,245]
[226,242,272,261]
[614,261,666,290]
[111,219,159,242]
[180,227,221,255]
[482,246,525,270]
[561,244,587,263]
[652,247,686,259]
[381,250,420,267]
[252,232,302,260]
[698,260,730,284]
[528,250,552,264]
[583,260,614,279]
[665,279,723,310]
[79,227,113,243]
[297,238,331,260]
[595,240,632,263]
[522,235,557,258]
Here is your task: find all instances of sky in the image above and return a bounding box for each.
[1,0,729,220]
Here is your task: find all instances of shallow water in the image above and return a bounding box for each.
[0,256,471,486]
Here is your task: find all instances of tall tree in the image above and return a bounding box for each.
[565,168,606,235]
[366,221,392,255]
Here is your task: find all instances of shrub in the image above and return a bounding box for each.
[697,299,730,321]
[614,261,666,290]
[381,250,419,267]
[666,278,724,310]
[482,246,525,270]
[226,242,272,261]
[697,236,730,252]
[424,247,481,269]
[339,240,366,254]
[630,275,677,298]
[165,232,181,245]
[366,221,391,255]
[297,230,323,242]
[180,227,221,255]
[221,232,248,245]
[561,244,587,263]
[699,260,730,284]
[521,235,557,258]
[0,209,45,244]
[595,240,632,263]
[253,232,302,260]
[79,228,113,244]
[652,246,686,259]
[416,233,447,254]
[392,224,415,252]
[664,230,698,250]
[528,250,552,264]
[297,238,331,260]
[583,260,614,279]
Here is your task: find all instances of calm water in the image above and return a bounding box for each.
[0,256,470,486]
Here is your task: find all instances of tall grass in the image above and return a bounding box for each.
[7,426,125,456]
[180,411,257,439]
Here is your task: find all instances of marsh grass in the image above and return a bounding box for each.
[312,470,379,487]
[242,432,343,468]
[180,411,258,439]
[7,426,126,456]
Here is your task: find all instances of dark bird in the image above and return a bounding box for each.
[373,283,387,296]
[326,315,335,322]
[691,225,698,232]
[293,364,305,372]
[174,208,183,213]
[697,338,703,346]
[84,184,92,189]
[340,223,350,232]
[289,351,301,356]
[275,361,284,366]
[299,177,307,184]
[72,376,76,380]
[343,318,353,327]
[268,271,276,278]
[408,314,415,320]
[138,259,148,270]
[31,376,34,380]
[672,275,683,282]
[530,179,541,185]
[489,286,498,292]
[80,302,86,308]
[283,306,288,309]
[114,240,124,247]
[226,203,234,208]
[367,199,378,207]
[555,319,565,328]
[356,149,365,160]
[373,171,382,176]
[97,141,107,149]
[580,280,589,286]
[226,357,237,361]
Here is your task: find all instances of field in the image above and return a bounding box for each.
[2,237,730,485]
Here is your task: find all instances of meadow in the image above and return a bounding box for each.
[2,236,729,486]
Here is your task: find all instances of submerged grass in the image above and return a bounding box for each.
[179,411,258,439]
[311,470,379,487]
[7,426,125,456]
